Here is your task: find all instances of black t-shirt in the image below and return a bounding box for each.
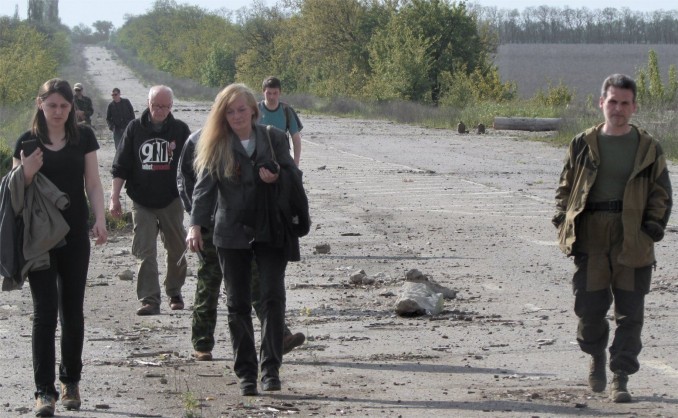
[14,126,100,236]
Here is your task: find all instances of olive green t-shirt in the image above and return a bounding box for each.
[587,129,639,202]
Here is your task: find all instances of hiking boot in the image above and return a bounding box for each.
[169,295,184,310]
[261,376,281,392]
[61,382,81,410]
[34,393,56,417]
[240,381,258,396]
[136,302,160,316]
[282,332,305,355]
[610,371,632,403]
[193,351,213,361]
[588,352,607,392]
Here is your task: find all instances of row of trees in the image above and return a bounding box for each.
[469,4,678,44]
[115,0,514,106]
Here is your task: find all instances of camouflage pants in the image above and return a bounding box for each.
[191,229,223,352]
[572,211,651,374]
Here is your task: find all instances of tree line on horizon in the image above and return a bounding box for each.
[2,0,678,108]
[469,3,678,44]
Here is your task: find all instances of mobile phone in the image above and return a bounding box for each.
[257,160,279,174]
[22,139,39,156]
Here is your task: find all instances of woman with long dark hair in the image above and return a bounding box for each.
[13,78,107,416]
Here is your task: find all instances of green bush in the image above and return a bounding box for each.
[0,143,13,178]
[636,49,678,109]
[438,65,516,108]
[533,80,575,107]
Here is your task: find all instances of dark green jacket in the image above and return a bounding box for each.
[555,123,672,267]
[74,95,94,124]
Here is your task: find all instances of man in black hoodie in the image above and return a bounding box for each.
[109,85,191,315]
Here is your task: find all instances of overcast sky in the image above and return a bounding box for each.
[0,0,674,29]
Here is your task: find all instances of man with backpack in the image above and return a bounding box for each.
[258,76,303,167]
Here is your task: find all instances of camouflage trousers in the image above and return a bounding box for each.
[192,231,291,352]
[191,229,222,352]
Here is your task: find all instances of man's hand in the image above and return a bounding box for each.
[109,195,122,219]
[642,220,665,242]
[551,212,565,228]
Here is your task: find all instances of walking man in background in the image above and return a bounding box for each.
[106,87,135,150]
[257,76,306,353]
[553,74,672,402]
[109,85,190,316]
[73,82,94,126]
[258,76,303,166]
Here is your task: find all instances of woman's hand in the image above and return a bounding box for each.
[186,225,203,252]
[20,148,43,181]
[259,164,279,183]
[91,219,108,245]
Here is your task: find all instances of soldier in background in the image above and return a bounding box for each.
[73,83,93,126]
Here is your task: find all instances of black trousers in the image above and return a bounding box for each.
[28,234,90,398]
[218,243,287,383]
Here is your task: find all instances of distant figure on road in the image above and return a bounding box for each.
[106,87,135,150]
[187,84,302,396]
[73,82,93,126]
[553,74,672,403]
[258,76,303,167]
[12,78,107,417]
[109,85,190,316]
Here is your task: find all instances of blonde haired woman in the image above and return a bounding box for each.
[187,84,296,396]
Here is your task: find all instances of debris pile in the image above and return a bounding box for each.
[394,269,457,316]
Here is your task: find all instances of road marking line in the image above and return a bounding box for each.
[644,360,678,378]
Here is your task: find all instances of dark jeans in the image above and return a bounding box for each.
[252,264,293,338]
[218,244,287,383]
[28,234,90,398]
[192,233,292,353]
[113,128,125,150]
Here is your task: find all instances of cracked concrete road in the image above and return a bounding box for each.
[1,46,677,417]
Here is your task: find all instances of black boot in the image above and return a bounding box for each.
[610,371,632,403]
[588,352,607,392]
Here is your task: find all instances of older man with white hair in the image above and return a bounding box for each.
[109,85,191,315]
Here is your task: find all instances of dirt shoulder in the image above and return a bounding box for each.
[1,46,677,418]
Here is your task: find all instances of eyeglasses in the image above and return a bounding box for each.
[111,93,119,97]
[151,103,172,111]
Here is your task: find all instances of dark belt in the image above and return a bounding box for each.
[585,200,623,212]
